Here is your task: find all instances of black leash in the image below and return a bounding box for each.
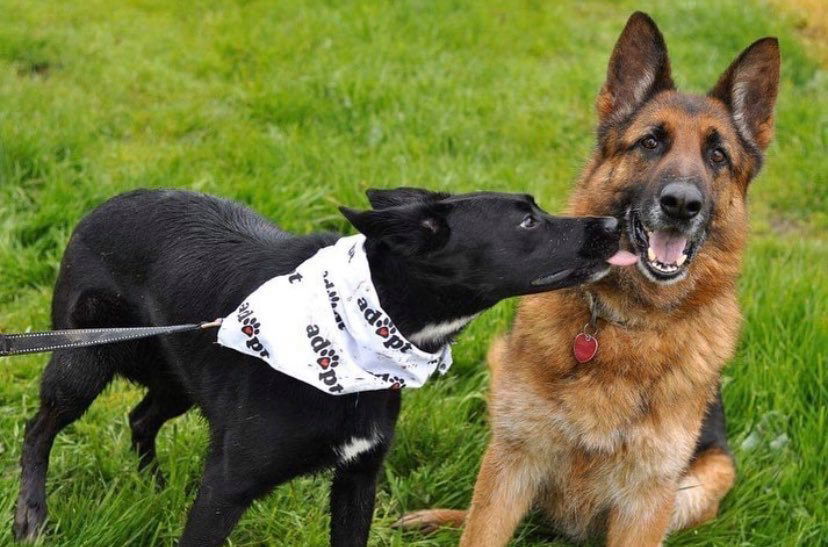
[0,319,223,357]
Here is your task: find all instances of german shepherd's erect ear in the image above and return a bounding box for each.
[596,12,674,128]
[709,38,780,152]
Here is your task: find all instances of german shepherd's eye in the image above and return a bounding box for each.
[710,148,727,163]
[520,215,538,229]
[640,136,659,150]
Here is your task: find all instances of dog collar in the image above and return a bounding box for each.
[583,291,634,328]
[216,234,452,395]
[573,291,632,364]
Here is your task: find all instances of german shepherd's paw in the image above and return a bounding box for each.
[392,509,466,533]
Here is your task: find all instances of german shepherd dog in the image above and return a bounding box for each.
[397,12,780,546]
[12,188,630,546]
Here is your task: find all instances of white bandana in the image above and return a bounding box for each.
[216,235,452,395]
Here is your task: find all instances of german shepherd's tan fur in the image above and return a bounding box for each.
[397,12,780,546]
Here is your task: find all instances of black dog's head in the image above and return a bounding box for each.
[340,187,632,304]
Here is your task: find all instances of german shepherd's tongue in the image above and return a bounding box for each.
[607,250,638,266]
[649,231,687,265]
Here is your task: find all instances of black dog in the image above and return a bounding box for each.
[14,187,624,545]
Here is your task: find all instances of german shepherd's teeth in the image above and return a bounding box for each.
[647,247,656,261]
[676,253,688,266]
[649,259,679,273]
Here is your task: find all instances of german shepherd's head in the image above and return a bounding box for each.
[569,12,780,311]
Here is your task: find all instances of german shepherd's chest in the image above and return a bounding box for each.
[489,297,740,538]
[492,371,701,534]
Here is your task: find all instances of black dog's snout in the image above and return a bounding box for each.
[599,216,619,234]
[659,182,703,220]
[578,216,622,260]
[583,216,619,243]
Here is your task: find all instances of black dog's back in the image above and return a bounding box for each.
[55,189,333,330]
[50,189,338,393]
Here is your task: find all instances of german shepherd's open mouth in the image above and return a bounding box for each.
[626,207,704,283]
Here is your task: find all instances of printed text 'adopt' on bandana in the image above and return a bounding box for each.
[216,235,452,395]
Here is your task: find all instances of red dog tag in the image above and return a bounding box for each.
[573,332,598,363]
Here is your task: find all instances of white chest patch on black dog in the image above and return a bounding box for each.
[336,432,382,465]
[409,314,479,348]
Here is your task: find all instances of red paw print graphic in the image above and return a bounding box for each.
[317,349,340,369]
[241,318,261,337]
[388,375,405,390]
[375,317,396,338]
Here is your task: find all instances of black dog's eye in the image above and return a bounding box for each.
[640,136,659,150]
[710,147,727,163]
[520,215,538,229]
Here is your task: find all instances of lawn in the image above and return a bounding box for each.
[0,0,825,545]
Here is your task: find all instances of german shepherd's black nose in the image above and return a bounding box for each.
[660,182,703,220]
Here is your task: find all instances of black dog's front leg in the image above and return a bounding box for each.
[329,449,386,547]
[179,446,260,547]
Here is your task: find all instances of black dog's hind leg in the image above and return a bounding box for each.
[330,446,388,547]
[13,348,115,541]
[129,390,192,487]
[671,386,736,531]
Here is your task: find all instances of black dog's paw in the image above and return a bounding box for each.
[13,497,47,542]
[151,467,168,491]
[135,455,168,491]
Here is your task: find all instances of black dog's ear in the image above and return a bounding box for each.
[365,187,450,210]
[339,202,451,255]
[709,37,780,151]
[597,12,674,127]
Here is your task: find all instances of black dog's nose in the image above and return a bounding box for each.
[600,216,619,233]
[659,182,703,220]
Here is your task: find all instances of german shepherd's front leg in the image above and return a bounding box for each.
[606,487,675,547]
[460,442,540,547]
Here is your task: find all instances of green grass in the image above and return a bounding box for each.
[0,0,825,545]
